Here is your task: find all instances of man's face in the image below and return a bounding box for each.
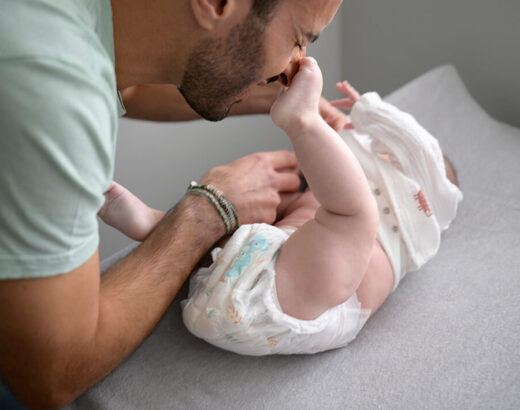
[178,0,342,122]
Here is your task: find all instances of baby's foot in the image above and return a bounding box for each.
[98,181,165,241]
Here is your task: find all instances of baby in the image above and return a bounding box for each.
[101,58,462,355]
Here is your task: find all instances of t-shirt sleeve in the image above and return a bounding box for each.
[0,57,117,278]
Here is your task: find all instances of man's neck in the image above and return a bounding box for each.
[110,0,195,90]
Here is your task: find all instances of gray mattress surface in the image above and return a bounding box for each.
[67,65,520,410]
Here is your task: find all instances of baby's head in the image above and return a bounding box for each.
[443,156,458,186]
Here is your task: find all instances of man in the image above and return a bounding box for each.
[0,0,343,407]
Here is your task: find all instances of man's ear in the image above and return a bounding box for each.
[190,0,251,32]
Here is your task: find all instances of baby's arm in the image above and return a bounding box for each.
[270,58,379,320]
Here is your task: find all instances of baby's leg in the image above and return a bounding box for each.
[355,241,395,316]
[316,154,461,317]
[276,192,396,318]
[275,210,377,321]
[273,152,458,322]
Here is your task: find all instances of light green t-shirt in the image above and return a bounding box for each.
[0,0,126,278]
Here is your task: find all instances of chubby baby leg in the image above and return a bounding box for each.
[275,231,394,321]
[355,241,395,316]
[275,203,378,321]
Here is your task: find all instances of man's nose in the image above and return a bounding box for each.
[277,47,306,87]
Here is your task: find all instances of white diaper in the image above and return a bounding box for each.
[182,223,370,356]
[341,92,463,290]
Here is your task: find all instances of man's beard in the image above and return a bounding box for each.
[178,15,266,121]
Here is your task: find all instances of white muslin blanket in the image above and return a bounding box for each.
[343,92,463,289]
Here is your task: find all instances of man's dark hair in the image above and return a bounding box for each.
[250,0,282,23]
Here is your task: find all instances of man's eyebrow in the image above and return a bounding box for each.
[305,32,320,44]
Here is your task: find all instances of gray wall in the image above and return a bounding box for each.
[98,13,344,259]
[341,0,520,126]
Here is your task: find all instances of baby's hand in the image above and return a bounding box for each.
[318,96,350,131]
[98,181,165,241]
[270,57,323,135]
[330,80,361,129]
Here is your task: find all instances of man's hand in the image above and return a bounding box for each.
[228,82,281,116]
[199,150,301,225]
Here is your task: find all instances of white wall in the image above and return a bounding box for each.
[98,11,345,259]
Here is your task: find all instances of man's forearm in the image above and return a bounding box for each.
[122,83,281,121]
[0,151,300,409]
[122,84,202,121]
[228,82,281,116]
[64,195,225,404]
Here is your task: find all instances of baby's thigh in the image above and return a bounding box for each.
[275,238,393,322]
[355,241,395,316]
[275,218,376,321]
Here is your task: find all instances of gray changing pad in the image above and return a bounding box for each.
[67,65,520,410]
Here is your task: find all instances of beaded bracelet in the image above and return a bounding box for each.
[202,183,240,233]
[201,184,239,230]
[187,187,232,233]
[186,181,240,235]
[201,183,240,233]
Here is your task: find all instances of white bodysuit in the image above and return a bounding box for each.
[181,93,463,355]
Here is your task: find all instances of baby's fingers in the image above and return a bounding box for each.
[336,80,361,101]
[330,98,356,110]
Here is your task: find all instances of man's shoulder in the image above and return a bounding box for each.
[0,0,117,280]
[0,0,115,84]
[0,0,118,141]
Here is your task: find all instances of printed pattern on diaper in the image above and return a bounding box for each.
[267,336,278,348]
[223,234,272,278]
[227,306,243,324]
[414,189,433,217]
[311,344,327,351]
[225,335,241,343]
